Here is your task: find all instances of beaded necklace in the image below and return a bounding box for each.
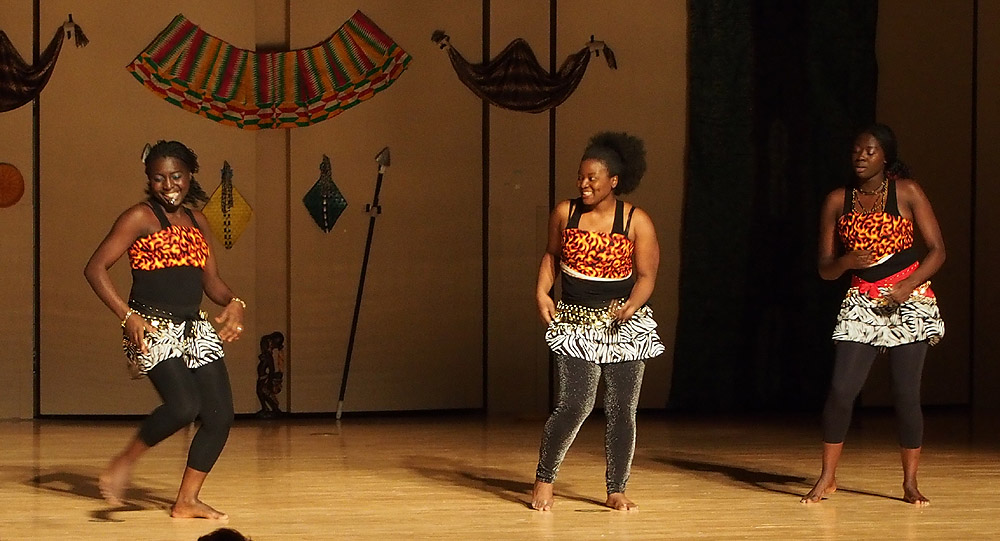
[852,179,887,214]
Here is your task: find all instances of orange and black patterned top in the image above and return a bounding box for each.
[837,179,919,282]
[560,199,636,307]
[128,200,209,315]
[560,228,634,281]
[129,225,210,271]
[837,212,913,263]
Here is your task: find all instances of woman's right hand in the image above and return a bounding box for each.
[123,313,157,355]
[841,250,875,270]
[537,293,557,325]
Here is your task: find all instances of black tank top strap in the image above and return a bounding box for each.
[885,178,900,217]
[146,199,173,229]
[183,206,201,230]
[146,198,201,230]
[610,199,626,235]
[623,205,637,237]
[566,198,584,228]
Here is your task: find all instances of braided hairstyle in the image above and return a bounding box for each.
[143,140,210,205]
[581,131,647,195]
[858,123,911,181]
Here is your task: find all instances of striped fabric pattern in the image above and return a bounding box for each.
[122,318,224,379]
[126,11,411,129]
[832,283,944,348]
[545,302,665,364]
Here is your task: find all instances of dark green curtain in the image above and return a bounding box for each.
[670,1,877,412]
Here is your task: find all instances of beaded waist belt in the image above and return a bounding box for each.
[552,299,627,326]
[128,299,207,336]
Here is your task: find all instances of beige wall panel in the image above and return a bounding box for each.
[486,2,551,415]
[0,1,36,418]
[38,1,258,414]
[554,0,687,408]
[866,1,972,406]
[253,129,290,411]
[255,0,288,47]
[974,2,1000,411]
[287,1,482,412]
[253,2,291,411]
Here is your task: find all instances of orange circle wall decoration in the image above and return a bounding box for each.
[0,163,26,208]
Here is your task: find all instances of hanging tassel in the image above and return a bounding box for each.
[63,14,90,48]
[587,36,617,69]
[431,30,450,50]
[219,161,234,248]
[602,45,617,69]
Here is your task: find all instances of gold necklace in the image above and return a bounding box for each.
[856,179,887,195]
[852,186,887,214]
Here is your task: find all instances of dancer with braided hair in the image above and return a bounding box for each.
[801,124,945,506]
[531,132,664,511]
[85,140,243,519]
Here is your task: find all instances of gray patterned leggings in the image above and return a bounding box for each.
[535,354,645,494]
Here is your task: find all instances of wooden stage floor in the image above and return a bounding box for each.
[2,409,998,540]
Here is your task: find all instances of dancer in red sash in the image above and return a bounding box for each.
[802,124,945,506]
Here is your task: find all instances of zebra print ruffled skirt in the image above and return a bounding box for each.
[122,305,225,379]
[545,300,665,364]
[832,281,944,348]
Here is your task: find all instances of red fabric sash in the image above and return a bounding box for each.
[850,261,924,299]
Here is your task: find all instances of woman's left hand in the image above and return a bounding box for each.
[886,278,917,304]
[614,300,640,322]
[215,299,246,342]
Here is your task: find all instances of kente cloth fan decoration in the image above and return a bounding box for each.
[126,11,411,129]
[203,161,253,249]
[303,155,348,233]
[431,31,616,113]
[1,16,89,112]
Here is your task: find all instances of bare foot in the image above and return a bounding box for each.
[171,499,228,520]
[903,482,929,506]
[800,477,837,503]
[531,480,554,511]
[605,492,638,511]
[98,456,134,506]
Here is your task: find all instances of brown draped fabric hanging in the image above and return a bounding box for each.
[0,17,89,113]
[431,31,616,113]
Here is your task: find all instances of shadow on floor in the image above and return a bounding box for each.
[25,467,174,522]
[649,455,905,502]
[405,456,606,510]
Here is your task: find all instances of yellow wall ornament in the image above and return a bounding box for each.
[202,161,252,249]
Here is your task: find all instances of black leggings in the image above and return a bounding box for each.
[138,358,234,472]
[822,341,927,449]
[536,355,645,494]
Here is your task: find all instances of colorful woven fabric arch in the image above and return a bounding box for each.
[126,11,411,129]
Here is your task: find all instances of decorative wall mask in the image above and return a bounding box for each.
[203,161,252,249]
[0,16,88,112]
[302,155,347,232]
[432,31,616,113]
[0,163,25,207]
[126,11,411,129]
